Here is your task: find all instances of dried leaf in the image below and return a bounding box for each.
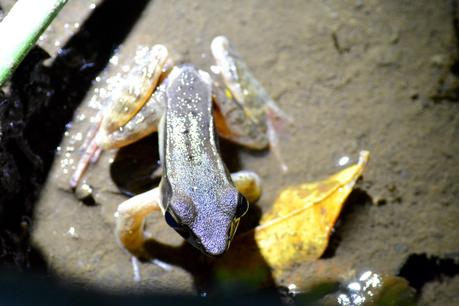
[253,151,370,273]
[215,151,369,287]
[218,151,370,284]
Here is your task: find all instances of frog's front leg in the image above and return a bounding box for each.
[115,187,163,259]
[231,170,262,204]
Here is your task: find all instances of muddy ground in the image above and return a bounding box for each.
[1,0,458,305]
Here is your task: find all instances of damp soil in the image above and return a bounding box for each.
[1,0,459,304]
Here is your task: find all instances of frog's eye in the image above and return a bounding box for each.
[165,210,191,239]
[165,211,179,228]
[235,195,249,218]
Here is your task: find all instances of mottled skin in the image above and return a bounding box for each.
[116,66,256,257]
[71,37,287,258]
[160,66,247,255]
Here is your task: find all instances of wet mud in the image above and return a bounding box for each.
[1,0,458,305]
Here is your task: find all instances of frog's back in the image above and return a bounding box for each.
[160,65,240,255]
[162,65,227,186]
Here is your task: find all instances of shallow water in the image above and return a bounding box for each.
[25,0,459,304]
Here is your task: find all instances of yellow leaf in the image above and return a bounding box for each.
[217,151,370,284]
[254,150,370,272]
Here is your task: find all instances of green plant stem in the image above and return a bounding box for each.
[0,0,68,86]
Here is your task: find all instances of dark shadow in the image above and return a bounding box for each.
[0,266,283,306]
[450,0,459,76]
[218,138,244,172]
[321,187,373,259]
[0,0,151,269]
[110,134,161,197]
[398,253,459,294]
[431,0,459,102]
[142,222,278,296]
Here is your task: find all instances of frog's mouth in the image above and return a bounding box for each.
[228,217,240,243]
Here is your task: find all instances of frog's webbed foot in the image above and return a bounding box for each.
[231,170,262,204]
[115,187,162,259]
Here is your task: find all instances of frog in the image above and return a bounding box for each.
[116,65,265,257]
[70,36,289,257]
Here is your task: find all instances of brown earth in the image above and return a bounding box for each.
[28,1,459,304]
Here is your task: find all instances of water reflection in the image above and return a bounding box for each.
[337,271,382,305]
[288,270,416,305]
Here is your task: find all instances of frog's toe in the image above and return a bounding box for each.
[266,118,288,173]
[231,170,262,203]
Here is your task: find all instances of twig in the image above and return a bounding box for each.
[0,0,68,86]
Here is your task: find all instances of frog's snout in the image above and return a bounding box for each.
[191,213,236,256]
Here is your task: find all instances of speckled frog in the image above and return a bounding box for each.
[71,36,289,257]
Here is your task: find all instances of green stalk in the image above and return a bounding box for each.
[0,0,68,86]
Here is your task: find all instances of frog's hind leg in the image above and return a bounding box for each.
[115,187,162,259]
[213,97,290,173]
[70,85,166,190]
[231,170,262,204]
[264,94,294,173]
[70,118,104,189]
[70,45,169,190]
[70,139,98,189]
[266,112,289,173]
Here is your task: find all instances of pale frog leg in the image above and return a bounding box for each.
[115,187,163,259]
[210,36,245,105]
[212,79,289,172]
[131,256,141,282]
[70,45,168,189]
[266,98,294,124]
[70,135,102,188]
[70,81,166,189]
[80,111,103,153]
[151,258,173,271]
[211,35,290,172]
[266,114,289,172]
[90,146,103,163]
[231,170,262,204]
[211,82,268,150]
[70,111,104,189]
[102,82,166,149]
[102,45,168,133]
[116,184,174,281]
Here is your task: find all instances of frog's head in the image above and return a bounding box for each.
[163,187,249,256]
